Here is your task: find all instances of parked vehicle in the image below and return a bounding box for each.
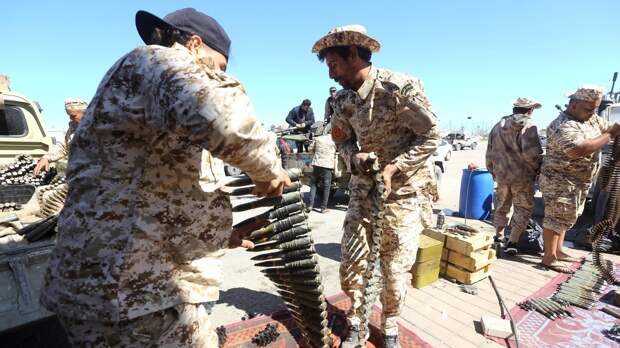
[0,75,65,343]
[435,139,452,161]
[445,132,479,151]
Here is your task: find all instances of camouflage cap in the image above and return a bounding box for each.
[512,97,542,109]
[64,97,88,111]
[312,24,380,53]
[566,85,604,102]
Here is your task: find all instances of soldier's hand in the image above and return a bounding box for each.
[351,152,371,175]
[228,228,255,249]
[382,164,399,196]
[607,123,620,138]
[252,169,292,197]
[33,158,49,176]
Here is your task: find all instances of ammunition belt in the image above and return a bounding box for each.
[226,168,331,348]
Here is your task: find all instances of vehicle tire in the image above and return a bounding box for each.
[434,165,443,185]
[444,151,451,161]
[224,165,242,176]
[471,142,478,150]
[454,144,461,151]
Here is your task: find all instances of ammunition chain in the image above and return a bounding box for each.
[358,155,387,344]
[592,219,618,285]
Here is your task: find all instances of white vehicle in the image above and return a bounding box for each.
[435,139,452,161]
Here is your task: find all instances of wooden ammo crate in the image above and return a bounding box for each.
[446,263,492,284]
[444,230,494,255]
[444,248,496,272]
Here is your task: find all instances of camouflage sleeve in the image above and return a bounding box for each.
[42,141,68,162]
[391,78,439,173]
[485,133,494,176]
[330,108,358,169]
[556,122,586,150]
[521,124,543,174]
[145,48,280,182]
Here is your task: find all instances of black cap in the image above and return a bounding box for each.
[136,8,231,58]
[329,87,337,92]
[302,99,312,106]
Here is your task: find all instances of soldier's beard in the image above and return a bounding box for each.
[512,113,531,126]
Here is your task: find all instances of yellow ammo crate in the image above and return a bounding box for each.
[445,248,496,272]
[444,230,494,255]
[411,265,440,288]
[422,228,447,244]
[417,234,443,263]
[446,263,492,284]
[412,258,441,276]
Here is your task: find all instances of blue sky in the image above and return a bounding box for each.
[3,1,619,132]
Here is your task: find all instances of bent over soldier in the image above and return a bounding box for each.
[313,25,439,348]
[41,8,289,347]
[486,97,543,255]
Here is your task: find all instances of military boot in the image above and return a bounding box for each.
[383,334,400,348]
[340,325,369,348]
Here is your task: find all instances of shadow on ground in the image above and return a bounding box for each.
[218,288,286,318]
[314,242,341,262]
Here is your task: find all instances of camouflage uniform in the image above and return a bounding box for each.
[42,98,88,163]
[541,111,609,232]
[486,106,543,241]
[41,43,280,345]
[331,66,439,336]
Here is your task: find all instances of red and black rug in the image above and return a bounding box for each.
[222,292,431,347]
[491,264,620,348]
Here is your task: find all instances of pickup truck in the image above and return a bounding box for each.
[0,76,69,346]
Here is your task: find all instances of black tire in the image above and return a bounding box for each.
[434,165,443,185]
[454,144,461,151]
[224,165,242,176]
[444,151,451,161]
[471,142,478,150]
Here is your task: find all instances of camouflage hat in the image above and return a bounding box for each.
[566,85,604,102]
[512,97,541,109]
[64,97,88,111]
[312,25,380,53]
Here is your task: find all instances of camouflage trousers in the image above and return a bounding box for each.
[540,173,590,233]
[57,303,217,348]
[339,179,424,336]
[493,181,535,242]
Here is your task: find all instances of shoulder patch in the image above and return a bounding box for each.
[331,126,346,143]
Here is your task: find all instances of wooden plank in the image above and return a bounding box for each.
[446,248,496,272]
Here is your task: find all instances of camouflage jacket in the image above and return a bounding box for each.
[330,66,439,195]
[41,43,281,322]
[486,114,543,184]
[42,121,78,162]
[309,134,337,169]
[541,111,610,186]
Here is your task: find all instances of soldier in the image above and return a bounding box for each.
[540,86,620,273]
[33,97,88,175]
[324,86,337,123]
[486,97,543,255]
[312,25,439,347]
[306,127,337,213]
[40,8,290,347]
[285,99,315,152]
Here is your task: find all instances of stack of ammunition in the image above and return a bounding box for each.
[0,154,57,187]
[225,168,331,348]
[37,177,68,218]
[0,202,22,212]
[518,298,572,319]
[592,136,620,285]
[251,323,280,346]
[551,257,608,310]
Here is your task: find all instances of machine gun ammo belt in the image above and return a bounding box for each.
[224,168,332,348]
